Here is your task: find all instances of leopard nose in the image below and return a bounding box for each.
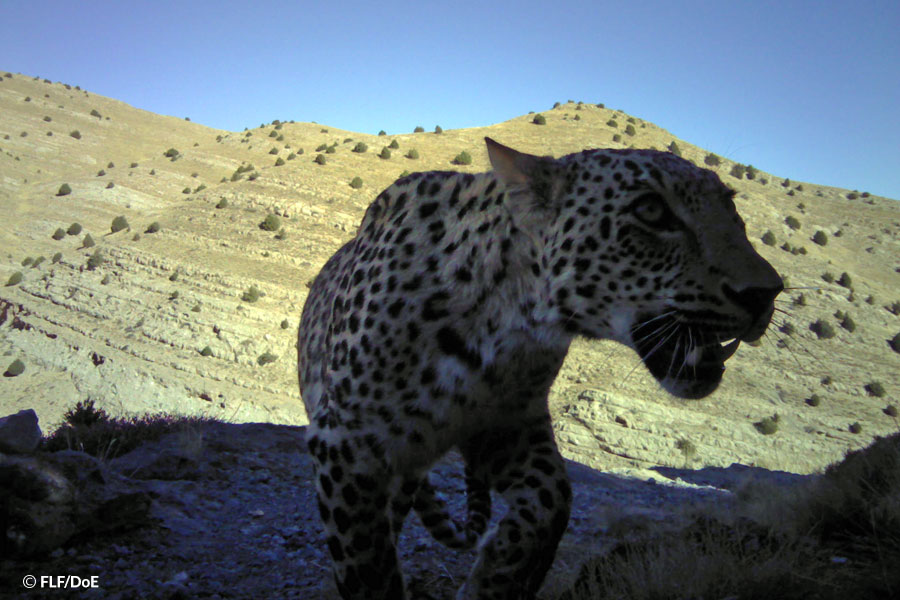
[722,281,783,319]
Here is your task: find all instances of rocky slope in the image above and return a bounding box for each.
[1,69,898,482]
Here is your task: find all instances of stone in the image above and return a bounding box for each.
[0,409,42,454]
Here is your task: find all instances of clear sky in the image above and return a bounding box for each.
[2,1,898,199]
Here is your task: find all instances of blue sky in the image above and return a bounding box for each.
[3,1,898,199]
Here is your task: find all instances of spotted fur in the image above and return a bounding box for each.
[298,138,782,599]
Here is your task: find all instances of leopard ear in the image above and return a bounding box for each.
[485,137,562,208]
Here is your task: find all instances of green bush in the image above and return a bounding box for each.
[57,183,72,196]
[106,181,114,189]
[182,187,191,194]
[761,231,776,246]
[848,422,862,434]
[606,119,618,128]
[785,215,801,230]
[822,272,834,283]
[86,249,103,270]
[668,141,681,157]
[406,149,419,159]
[865,382,886,397]
[350,177,363,189]
[164,148,180,159]
[730,164,747,179]
[111,215,129,233]
[810,319,835,339]
[624,124,636,136]
[268,147,278,155]
[806,394,821,407]
[5,272,23,286]
[745,165,758,180]
[315,154,326,165]
[753,414,779,435]
[325,144,336,154]
[4,359,25,377]
[274,157,285,166]
[838,272,853,289]
[52,227,66,240]
[812,230,828,246]
[890,332,900,353]
[241,285,261,302]
[260,214,281,231]
[275,228,287,240]
[52,252,62,263]
[379,147,391,159]
[21,257,33,267]
[145,222,160,234]
[257,352,277,366]
[434,125,443,134]
[885,405,898,417]
[840,314,856,332]
[414,126,425,133]
[847,192,858,200]
[378,130,386,136]
[280,319,290,330]
[533,114,546,125]
[793,293,806,306]
[352,142,368,153]
[69,130,81,139]
[315,143,327,152]
[704,154,721,167]
[612,134,621,143]
[82,234,95,248]
[200,346,213,357]
[388,139,399,149]
[453,151,473,165]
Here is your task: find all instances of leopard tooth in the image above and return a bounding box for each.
[721,338,741,360]
[685,346,704,367]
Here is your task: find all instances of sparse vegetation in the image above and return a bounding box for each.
[4,359,25,377]
[257,352,277,366]
[753,413,779,435]
[42,399,214,459]
[453,151,472,165]
[111,215,129,233]
[865,382,886,397]
[810,319,835,339]
[704,153,721,167]
[259,214,282,232]
[86,250,103,271]
[241,285,261,303]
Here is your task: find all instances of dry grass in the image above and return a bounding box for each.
[42,399,218,460]
[558,432,900,600]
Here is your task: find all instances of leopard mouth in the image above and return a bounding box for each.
[630,312,745,399]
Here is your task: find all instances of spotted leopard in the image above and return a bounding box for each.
[298,137,782,599]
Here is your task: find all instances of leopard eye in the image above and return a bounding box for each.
[632,193,671,227]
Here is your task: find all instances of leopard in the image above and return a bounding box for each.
[298,137,783,599]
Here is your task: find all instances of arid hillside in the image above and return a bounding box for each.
[1,70,898,477]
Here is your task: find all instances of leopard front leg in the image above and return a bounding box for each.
[307,431,407,600]
[458,422,572,600]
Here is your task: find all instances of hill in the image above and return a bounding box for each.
[1,70,898,478]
